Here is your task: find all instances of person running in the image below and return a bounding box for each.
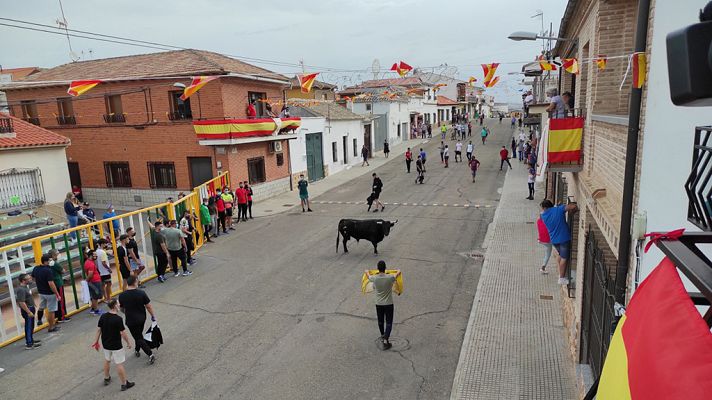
[163,220,192,277]
[481,126,488,145]
[245,182,254,219]
[540,199,578,285]
[499,114,503,124]
[419,148,427,172]
[369,173,385,212]
[383,140,390,158]
[361,145,370,166]
[499,146,513,170]
[537,216,554,274]
[469,155,481,183]
[527,165,536,200]
[415,155,425,184]
[511,116,516,128]
[151,221,171,283]
[365,261,400,350]
[405,148,413,173]
[95,239,113,302]
[92,299,135,392]
[200,198,212,243]
[125,227,145,286]
[466,141,474,161]
[47,249,70,323]
[455,141,463,162]
[84,250,104,315]
[297,174,312,212]
[16,273,41,349]
[443,145,450,168]
[31,255,61,333]
[118,276,156,364]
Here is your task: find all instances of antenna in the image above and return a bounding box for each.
[57,0,78,61]
[371,59,381,80]
[532,10,545,54]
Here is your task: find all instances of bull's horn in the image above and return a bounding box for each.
[394,219,399,224]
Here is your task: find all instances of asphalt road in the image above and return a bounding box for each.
[0,119,516,400]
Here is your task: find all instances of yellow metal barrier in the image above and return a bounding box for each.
[0,172,229,348]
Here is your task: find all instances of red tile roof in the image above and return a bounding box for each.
[1,67,41,80]
[437,96,458,106]
[357,77,425,88]
[0,114,71,150]
[9,50,286,87]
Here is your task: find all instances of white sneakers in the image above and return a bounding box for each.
[557,277,569,285]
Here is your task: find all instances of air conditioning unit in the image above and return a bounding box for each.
[270,141,283,153]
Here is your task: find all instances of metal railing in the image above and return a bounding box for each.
[56,115,76,125]
[23,117,41,126]
[168,111,192,121]
[103,114,126,123]
[0,117,12,133]
[685,126,712,231]
[0,171,229,347]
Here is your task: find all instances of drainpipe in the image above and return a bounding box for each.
[614,0,652,305]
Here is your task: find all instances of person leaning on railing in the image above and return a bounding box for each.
[545,88,566,119]
[64,192,80,242]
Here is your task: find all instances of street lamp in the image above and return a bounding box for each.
[507,31,572,42]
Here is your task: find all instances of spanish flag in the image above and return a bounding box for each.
[361,270,404,295]
[67,80,102,97]
[481,63,499,85]
[539,61,557,71]
[484,76,500,88]
[548,117,583,163]
[298,73,319,93]
[595,55,607,70]
[598,257,712,399]
[631,52,647,89]
[180,76,219,100]
[468,76,477,86]
[562,58,579,74]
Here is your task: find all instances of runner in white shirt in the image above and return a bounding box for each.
[455,141,463,162]
[466,141,474,161]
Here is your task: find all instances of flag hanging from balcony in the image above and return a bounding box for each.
[180,76,219,100]
[67,80,102,97]
[297,73,319,93]
[595,55,608,70]
[563,58,579,74]
[539,61,557,71]
[390,61,413,77]
[632,52,647,89]
[481,63,499,85]
[597,256,712,399]
[484,76,500,88]
[548,117,583,163]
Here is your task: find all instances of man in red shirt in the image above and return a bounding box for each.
[235,182,249,222]
[84,250,104,315]
[499,146,512,171]
[215,190,227,235]
[247,100,257,119]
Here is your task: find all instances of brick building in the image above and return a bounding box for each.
[285,77,336,101]
[2,50,298,207]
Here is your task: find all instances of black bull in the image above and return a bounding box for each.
[336,219,397,254]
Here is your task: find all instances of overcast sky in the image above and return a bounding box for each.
[1,0,566,103]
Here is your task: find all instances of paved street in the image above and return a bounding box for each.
[0,121,513,399]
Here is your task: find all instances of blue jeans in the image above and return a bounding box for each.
[22,306,35,345]
[67,215,79,240]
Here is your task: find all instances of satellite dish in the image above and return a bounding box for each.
[371,59,380,80]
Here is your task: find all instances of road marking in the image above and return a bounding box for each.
[432,203,439,206]
[337,201,342,204]
[442,204,448,207]
[453,204,459,207]
[464,204,470,207]
[392,202,399,205]
[310,201,495,209]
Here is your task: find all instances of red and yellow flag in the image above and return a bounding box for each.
[484,76,500,88]
[481,63,499,85]
[297,73,319,93]
[391,61,413,77]
[539,61,557,71]
[548,117,583,163]
[598,257,712,399]
[595,55,607,70]
[433,83,447,92]
[468,76,477,86]
[562,58,579,74]
[67,80,102,97]
[180,76,219,100]
[631,52,647,89]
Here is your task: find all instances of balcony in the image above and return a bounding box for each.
[103,114,126,124]
[168,111,193,121]
[686,126,712,230]
[0,117,12,133]
[193,117,301,146]
[23,117,40,126]
[56,115,76,125]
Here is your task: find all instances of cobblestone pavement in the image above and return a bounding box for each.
[450,155,578,399]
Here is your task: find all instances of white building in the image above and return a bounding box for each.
[289,102,369,182]
[350,95,410,151]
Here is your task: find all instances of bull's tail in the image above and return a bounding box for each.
[336,227,341,253]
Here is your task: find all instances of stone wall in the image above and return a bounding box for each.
[83,187,181,209]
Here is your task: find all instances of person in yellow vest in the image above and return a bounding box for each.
[364,260,401,350]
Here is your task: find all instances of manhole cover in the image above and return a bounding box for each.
[540,294,554,300]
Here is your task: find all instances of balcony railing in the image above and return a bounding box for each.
[23,117,41,126]
[56,115,77,125]
[685,126,712,230]
[103,114,126,124]
[168,111,193,121]
[0,117,12,133]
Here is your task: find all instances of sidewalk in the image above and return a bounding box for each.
[253,137,429,216]
[450,161,578,399]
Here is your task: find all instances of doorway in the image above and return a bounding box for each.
[68,162,82,188]
[305,132,324,181]
[188,157,213,188]
[363,124,372,158]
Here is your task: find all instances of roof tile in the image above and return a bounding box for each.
[0,114,71,149]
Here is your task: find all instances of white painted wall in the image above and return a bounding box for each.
[289,116,325,175]
[636,3,712,293]
[323,118,363,175]
[0,146,71,204]
[351,101,410,147]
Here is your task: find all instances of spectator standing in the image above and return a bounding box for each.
[364,261,400,350]
[245,182,254,219]
[427,123,432,138]
[439,141,445,164]
[118,276,156,364]
[369,173,385,212]
[116,234,131,290]
[92,299,135,392]
[440,124,447,140]
[499,146,513,170]
[479,114,484,126]
[200,198,212,243]
[64,192,80,241]
[179,210,197,265]
[419,148,427,172]
[499,115,503,124]
[481,127,488,145]
[537,217,554,274]
[235,182,248,222]
[84,250,103,315]
[467,122,472,137]
[47,249,70,323]
[466,141,474,161]
[16,273,41,349]
[361,145,370,166]
[527,166,536,200]
[246,100,257,118]
[215,189,227,235]
[469,156,481,183]
[405,148,413,173]
[517,139,525,162]
[208,197,218,238]
[511,116,516,128]
[455,141,463,163]
[443,145,450,168]
[298,174,312,212]
[545,88,566,119]
[125,227,145,286]
[221,187,235,230]
[151,221,171,283]
[164,220,192,277]
[31,255,61,333]
[518,117,523,128]
[83,202,96,222]
[96,239,113,302]
[103,205,120,236]
[540,200,578,285]
[383,140,390,158]
[511,137,517,159]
